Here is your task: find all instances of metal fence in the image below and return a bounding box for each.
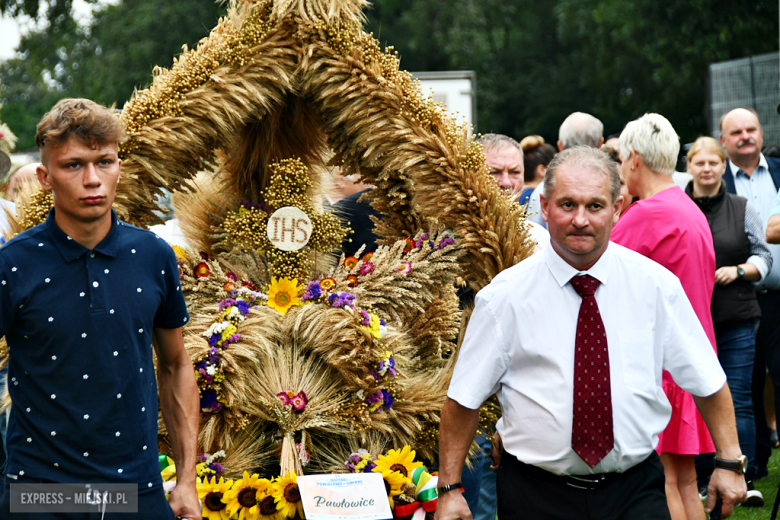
[709,52,780,146]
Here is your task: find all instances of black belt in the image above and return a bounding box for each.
[503,450,656,490]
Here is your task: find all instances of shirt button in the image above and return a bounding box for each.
[50,431,56,436]
[83,452,89,457]
[50,394,56,399]
[115,432,120,437]
[104,269,109,274]
[93,281,99,288]
[82,374,88,380]
[83,415,89,420]
[90,253,95,258]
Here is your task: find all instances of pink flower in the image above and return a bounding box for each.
[225,272,238,282]
[291,391,308,411]
[359,262,374,276]
[277,391,293,406]
[394,262,412,274]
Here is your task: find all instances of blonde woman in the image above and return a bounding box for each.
[685,136,771,507]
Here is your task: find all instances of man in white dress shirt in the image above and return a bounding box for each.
[435,147,746,520]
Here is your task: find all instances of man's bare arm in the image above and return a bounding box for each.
[434,398,480,520]
[767,214,780,244]
[693,383,747,518]
[154,327,201,519]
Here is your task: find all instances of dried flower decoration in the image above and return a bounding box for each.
[0,122,17,155]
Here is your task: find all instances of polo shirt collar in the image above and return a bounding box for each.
[45,208,122,263]
[544,240,613,288]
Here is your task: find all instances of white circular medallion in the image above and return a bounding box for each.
[267,207,312,252]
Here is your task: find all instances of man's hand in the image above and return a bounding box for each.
[714,266,738,286]
[434,491,473,520]
[704,469,747,518]
[167,480,201,519]
[490,432,502,472]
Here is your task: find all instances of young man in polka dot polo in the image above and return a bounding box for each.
[0,98,200,519]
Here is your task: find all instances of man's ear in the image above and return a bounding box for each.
[540,192,550,223]
[557,141,565,152]
[612,195,623,225]
[36,164,52,191]
[598,136,605,148]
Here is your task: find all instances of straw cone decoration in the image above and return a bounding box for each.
[4,0,537,481]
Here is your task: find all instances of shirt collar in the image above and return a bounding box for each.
[730,153,769,177]
[45,208,122,263]
[543,240,613,288]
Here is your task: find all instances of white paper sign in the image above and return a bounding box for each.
[267,206,313,251]
[297,473,393,520]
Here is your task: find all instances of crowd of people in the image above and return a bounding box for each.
[0,99,778,520]
[436,107,780,520]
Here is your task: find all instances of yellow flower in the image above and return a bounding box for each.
[272,471,304,518]
[373,445,423,480]
[223,471,271,520]
[256,489,284,520]
[373,468,407,508]
[267,277,302,315]
[197,476,233,520]
[171,245,187,260]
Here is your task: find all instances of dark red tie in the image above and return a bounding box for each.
[570,274,614,468]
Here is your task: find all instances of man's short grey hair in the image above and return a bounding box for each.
[544,146,621,204]
[619,113,679,174]
[558,112,604,149]
[478,133,524,159]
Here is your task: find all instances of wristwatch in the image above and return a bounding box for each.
[737,266,745,278]
[714,455,747,474]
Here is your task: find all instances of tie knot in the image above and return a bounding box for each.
[570,275,600,297]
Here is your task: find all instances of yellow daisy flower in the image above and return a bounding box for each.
[373,468,407,508]
[197,476,233,520]
[372,445,423,479]
[267,277,302,315]
[223,471,271,520]
[272,471,304,518]
[256,489,284,520]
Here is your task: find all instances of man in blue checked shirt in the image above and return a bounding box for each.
[0,98,200,519]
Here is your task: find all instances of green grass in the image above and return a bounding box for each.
[731,449,780,520]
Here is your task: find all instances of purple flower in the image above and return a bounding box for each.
[302,280,323,302]
[438,237,455,250]
[229,334,241,343]
[415,233,429,250]
[328,292,355,308]
[365,459,377,472]
[200,390,224,414]
[209,462,225,479]
[207,334,220,347]
[236,300,250,314]
[359,309,370,326]
[219,298,238,311]
[365,390,384,405]
[381,389,394,410]
[369,369,380,381]
[208,347,219,364]
[196,360,208,371]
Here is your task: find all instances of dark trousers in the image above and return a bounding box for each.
[0,475,175,520]
[752,291,780,476]
[497,451,671,520]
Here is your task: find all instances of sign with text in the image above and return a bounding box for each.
[267,206,313,251]
[297,473,392,520]
[9,483,138,513]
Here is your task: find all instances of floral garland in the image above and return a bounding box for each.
[345,445,439,516]
[196,286,266,416]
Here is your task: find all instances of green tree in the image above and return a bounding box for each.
[0,0,224,149]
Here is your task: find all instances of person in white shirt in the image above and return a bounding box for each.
[435,146,747,520]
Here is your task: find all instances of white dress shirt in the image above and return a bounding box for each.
[447,242,726,476]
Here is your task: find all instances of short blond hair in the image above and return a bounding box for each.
[36,98,124,164]
[619,113,679,174]
[686,136,726,169]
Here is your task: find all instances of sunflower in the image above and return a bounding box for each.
[373,468,407,508]
[256,489,284,520]
[223,471,271,520]
[272,471,305,518]
[373,446,423,480]
[267,277,302,315]
[197,476,233,520]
